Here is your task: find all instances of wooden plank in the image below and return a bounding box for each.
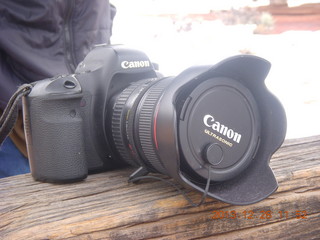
[1,136,320,239]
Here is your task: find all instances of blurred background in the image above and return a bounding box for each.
[110,0,320,139]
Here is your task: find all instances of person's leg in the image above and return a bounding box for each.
[0,137,30,178]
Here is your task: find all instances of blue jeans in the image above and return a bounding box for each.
[0,137,30,178]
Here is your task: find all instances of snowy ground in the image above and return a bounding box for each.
[111,3,320,139]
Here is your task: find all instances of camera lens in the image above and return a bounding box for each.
[111,75,261,180]
[111,77,173,175]
[111,78,156,168]
[178,77,260,183]
[108,54,286,205]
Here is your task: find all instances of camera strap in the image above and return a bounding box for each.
[128,166,213,207]
[0,84,32,146]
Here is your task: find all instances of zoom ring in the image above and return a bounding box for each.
[111,83,140,166]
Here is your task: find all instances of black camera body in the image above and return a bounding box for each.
[23,45,157,181]
[23,45,286,205]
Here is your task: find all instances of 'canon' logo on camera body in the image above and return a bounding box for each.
[121,60,150,69]
[203,114,242,143]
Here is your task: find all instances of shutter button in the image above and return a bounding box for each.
[205,143,224,166]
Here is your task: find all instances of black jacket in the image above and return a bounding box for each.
[0,0,115,110]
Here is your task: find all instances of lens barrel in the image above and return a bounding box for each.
[111,77,173,175]
[111,76,260,182]
[111,79,155,168]
[178,77,261,182]
[109,55,286,205]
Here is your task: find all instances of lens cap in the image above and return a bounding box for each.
[179,77,260,182]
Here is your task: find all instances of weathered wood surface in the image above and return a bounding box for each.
[1,136,320,240]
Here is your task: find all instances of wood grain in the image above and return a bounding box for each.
[1,136,320,240]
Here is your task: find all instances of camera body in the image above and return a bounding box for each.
[23,45,158,182]
[23,45,286,205]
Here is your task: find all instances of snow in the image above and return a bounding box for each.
[111,2,320,139]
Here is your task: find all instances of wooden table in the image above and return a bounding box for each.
[1,136,320,240]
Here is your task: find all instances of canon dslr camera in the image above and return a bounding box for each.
[23,45,286,205]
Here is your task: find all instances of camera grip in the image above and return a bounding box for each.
[23,95,88,183]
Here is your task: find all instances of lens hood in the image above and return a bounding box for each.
[153,55,286,205]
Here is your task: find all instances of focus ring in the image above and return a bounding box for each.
[136,78,171,175]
